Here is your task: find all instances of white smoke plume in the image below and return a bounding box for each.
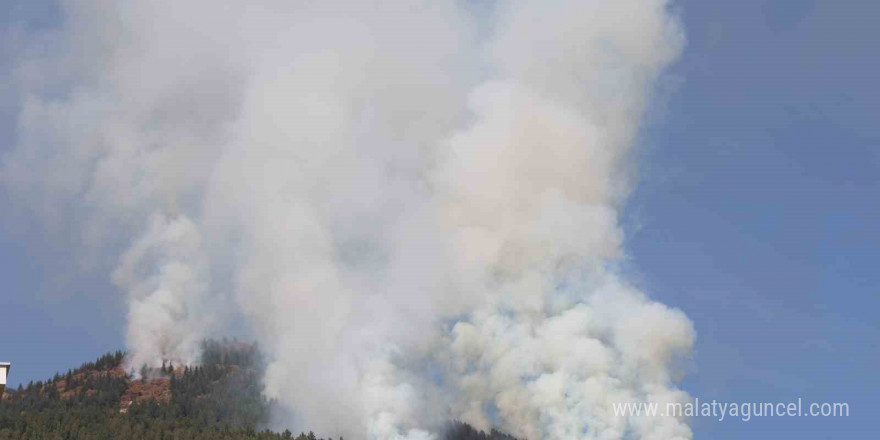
[2,0,694,439]
[112,213,213,371]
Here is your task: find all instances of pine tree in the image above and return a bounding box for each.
[140,364,149,383]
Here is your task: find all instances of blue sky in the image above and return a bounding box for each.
[626,0,879,437]
[1,0,878,438]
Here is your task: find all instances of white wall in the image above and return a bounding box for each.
[0,365,6,397]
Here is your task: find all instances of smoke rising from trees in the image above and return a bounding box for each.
[2,1,694,438]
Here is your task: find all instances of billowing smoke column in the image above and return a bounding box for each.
[2,0,694,438]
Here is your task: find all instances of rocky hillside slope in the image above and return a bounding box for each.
[0,342,515,440]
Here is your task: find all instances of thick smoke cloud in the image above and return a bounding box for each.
[2,1,694,439]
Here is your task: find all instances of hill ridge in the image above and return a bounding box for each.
[0,342,517,440]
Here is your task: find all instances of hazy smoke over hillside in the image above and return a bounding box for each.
[2,1,694,438]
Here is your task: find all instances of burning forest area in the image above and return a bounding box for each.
[0,341,517,440]
[4,0,872,437]
[1,0,701,438]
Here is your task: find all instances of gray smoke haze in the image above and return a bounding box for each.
[2,1,694,439]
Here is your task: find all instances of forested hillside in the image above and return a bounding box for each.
[0,342,515,440]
